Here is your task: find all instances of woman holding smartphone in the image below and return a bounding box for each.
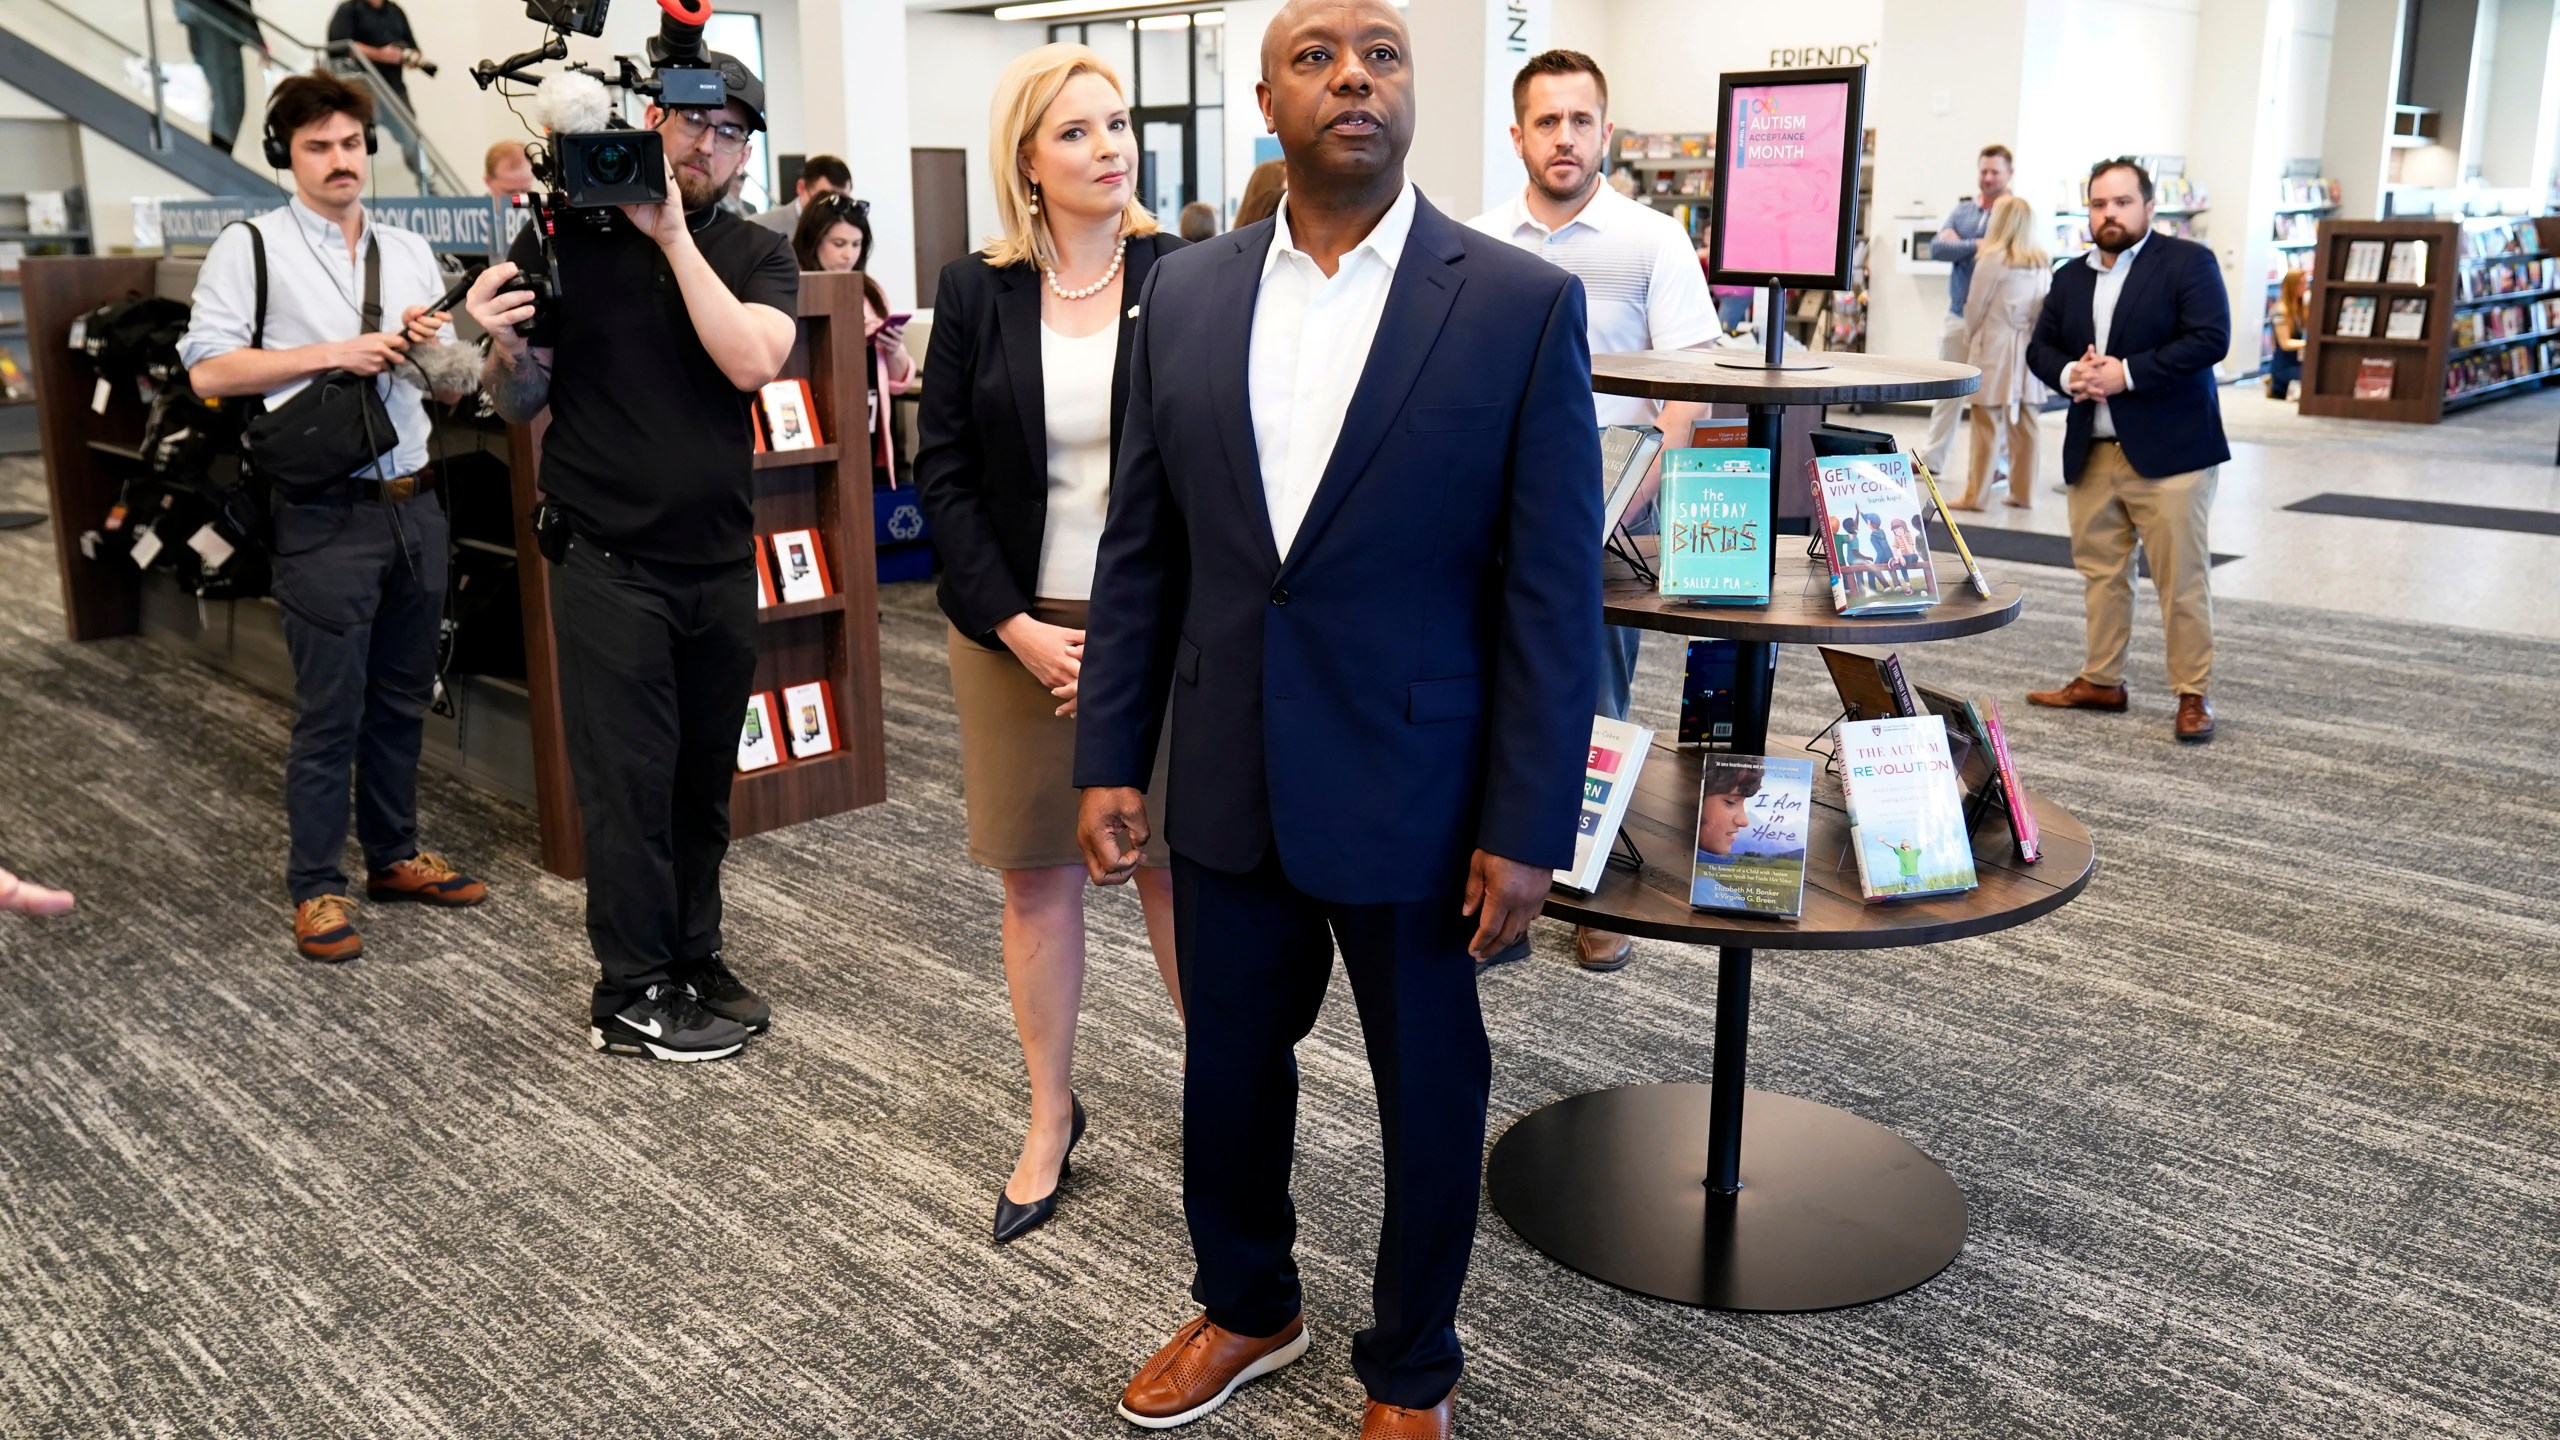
[794,194,914,477]
[913,43,1186,1245]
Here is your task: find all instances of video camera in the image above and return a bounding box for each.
[475,0,727,209]
[471,0,737,329]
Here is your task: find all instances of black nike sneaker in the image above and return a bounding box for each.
[674,951,772,1034]
[590,984,751,1062]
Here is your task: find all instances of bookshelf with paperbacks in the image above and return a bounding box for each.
[2301,216,2560,422]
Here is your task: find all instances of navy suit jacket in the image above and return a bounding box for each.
[1071,191,1603,906]
[2026,232,2233,483]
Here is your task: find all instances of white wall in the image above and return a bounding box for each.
[2282,0,2339,163]
[2323,0,2406,218]
[1867,0,2030,362]
[2477,0,2556,188]
[905,10,1046,259]
[1598,0,1882,136]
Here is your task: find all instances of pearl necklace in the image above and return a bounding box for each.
[1044,235,1127,302]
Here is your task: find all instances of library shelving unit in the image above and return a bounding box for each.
[1613,131,1715,242]
[2262,172,2340,370]
[25,256,885,880]
[2298,216,2560,423]
[1486,350,2096,1313]
[2051,155,2206,265]
[0,188,92,444]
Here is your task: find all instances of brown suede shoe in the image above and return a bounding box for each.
[2175,693,2217,743]
[1573,926,1633,972]
[365,852,488,907]
[294,895,363,963]
[1362,1389,1455,1439]
[2025,677,2130,712]
[1118,1313,1309,1430]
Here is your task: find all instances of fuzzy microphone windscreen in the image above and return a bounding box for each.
[532,69,612,136]
[403,336,484,397]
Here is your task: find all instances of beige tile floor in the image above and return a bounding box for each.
[1856,384,2560,640]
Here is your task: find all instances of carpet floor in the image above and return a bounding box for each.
[2,456,2556,1439]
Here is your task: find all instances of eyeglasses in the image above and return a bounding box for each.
[664,108,752,155]
[815,194,869,217]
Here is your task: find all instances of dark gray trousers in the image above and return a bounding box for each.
[272,495,447,903]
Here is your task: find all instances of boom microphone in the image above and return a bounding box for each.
[532,68,611,135]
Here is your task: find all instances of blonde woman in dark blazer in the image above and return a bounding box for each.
[913,42,1184,1245]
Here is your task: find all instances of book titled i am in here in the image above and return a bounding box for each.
[1836,714,1978,902]
[1656,447,1771,604]
[1690,753,1816,919]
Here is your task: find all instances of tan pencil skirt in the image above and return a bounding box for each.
[946,599,1172,871]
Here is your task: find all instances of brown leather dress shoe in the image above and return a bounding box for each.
[1573,926,1633,972]
[2175,693,2217,743]
[1118,1313,1309,1430]
[2025,677,2130,712]
[294,895,363,963]
[365,852,488,907]
[1362,1389,1455,1439]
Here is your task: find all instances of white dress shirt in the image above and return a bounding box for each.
[1466,182,1715,427]
[2065,231,2147,439]
[1250,182,1418,559]
[178,199,447,476]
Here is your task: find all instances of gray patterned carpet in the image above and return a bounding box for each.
[2,455,2557,1439]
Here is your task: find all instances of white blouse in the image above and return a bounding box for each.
[1034,321,1120,601]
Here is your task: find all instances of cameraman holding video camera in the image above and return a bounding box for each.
[463,39,798,1064]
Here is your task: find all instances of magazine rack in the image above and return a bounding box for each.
[1487,356,2096,1314]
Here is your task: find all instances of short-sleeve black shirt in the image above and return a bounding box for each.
[327,1,417,103]
[510,205,800,565]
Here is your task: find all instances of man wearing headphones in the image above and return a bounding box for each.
[181,71,488,963]
[463,54,798,1064]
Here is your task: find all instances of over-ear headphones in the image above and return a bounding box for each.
[263,118,381,170]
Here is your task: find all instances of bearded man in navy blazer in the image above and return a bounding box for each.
[2025,156,2231,743]
[1071,1,1600,1434]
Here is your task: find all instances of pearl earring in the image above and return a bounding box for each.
[1028,181,1041,217]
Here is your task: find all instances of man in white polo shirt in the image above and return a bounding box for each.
[1470,48,1713,974]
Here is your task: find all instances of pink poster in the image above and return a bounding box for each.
[1720,80,1852,278]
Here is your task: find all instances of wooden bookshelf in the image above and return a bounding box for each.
[2301,216,2560,422]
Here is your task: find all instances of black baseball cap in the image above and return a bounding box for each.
[704,50,768,132]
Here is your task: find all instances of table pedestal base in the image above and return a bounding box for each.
[1485,1083,1966,1312]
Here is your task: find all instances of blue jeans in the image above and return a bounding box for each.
[2267,347,2302,399]
[1599,499,1656,720]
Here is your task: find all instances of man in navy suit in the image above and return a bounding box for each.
[1073,1,1600,1433]
[2025,156,2230,743]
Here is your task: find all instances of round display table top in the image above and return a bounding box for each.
[1592,348,1980,406]
[1544,738,2093,950]
[1605,546,2025,645]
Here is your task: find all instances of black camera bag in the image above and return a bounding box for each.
[233,224,400,504]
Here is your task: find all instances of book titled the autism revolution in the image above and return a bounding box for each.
[1690,753,1816,918]
[1657,447,1771,604]
[1835,714,1978,902]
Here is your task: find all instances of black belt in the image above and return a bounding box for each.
[326,470,435,504]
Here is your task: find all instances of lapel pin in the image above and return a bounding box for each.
[1127,305,1141,318]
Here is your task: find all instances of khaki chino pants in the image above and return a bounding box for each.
[2068,439,2216,695]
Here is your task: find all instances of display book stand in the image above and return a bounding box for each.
[23,257,884,881]
[1487,349,2096,1313]
[2300,215,2560,423]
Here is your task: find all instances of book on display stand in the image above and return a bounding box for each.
[1557,715,1654,893]
[1657,447,1772,604]
[737,692,784,773]
[1599,424,1664,576]
[1690,753,1816,919]
[754,540,779,608]
[780,679,840,759]
[1679,639,1740,746]
[1810,453,1940,616]
[1835,714,1978,902]
[770,528,834,604]
[1908,455,1995,598]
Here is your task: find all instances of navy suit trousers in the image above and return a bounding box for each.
[1173,849,1490,1409]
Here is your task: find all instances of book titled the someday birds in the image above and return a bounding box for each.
[1657,447,1772,604]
